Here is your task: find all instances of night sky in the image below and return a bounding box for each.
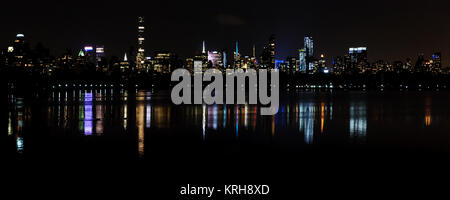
[1,0,449,65]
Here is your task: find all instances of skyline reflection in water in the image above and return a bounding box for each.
[6,89,450,158]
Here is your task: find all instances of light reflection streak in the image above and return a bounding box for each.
[123,104,128,130]
[202,105,206,140]
[223,105,227,128]
[299,102,315,144]
[96,103,104,135]
[425,97,432,127]
[137,102,145,157]
[84,93,93,135]
[244,104,248,128]
[235,106,239,138]
[349,102,367,140]
[16,99,24,153]
[146,103,151,128]
[16,137,24,152]
[271,116,275,136]
[8,111,12,136]
[253,106,257,130]
[321,102,325,133]
[212,105,218,130]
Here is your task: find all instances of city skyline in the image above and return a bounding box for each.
[1,31,446,76]
[1,0,449,65]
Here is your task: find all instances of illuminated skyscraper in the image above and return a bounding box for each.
[251,45,257,69]
[318,54,326,73]
[95,46,104,62]
[83,45,96,64]
[286,57,297,73]
[222,51,227,68]
[432,52,442,73]
[120,53,130,72]
[202,40,206,54]
[303,36,314,73]
[234,41,241,68]
[137,16,146,71]
[349,47,368,73]
[269,35,275,69]
[304,36,313,58]
[12,33,26,66]
[208,51,223,68]
[332,56,345,75]
[252,45,256,58]
[153,51,176,73]
[299,49,307,73]
[95,45,106,71]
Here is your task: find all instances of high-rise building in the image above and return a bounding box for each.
[95,45,106,71]
[153,52,177,73]
[252,45,256,58]
[318,54,326,73]
[299,49,307,73]
[120,53,130,72]
[432,52,442,73]
[202,40,206,54]
[222,51,227,69]
[234,41,241,68]
[269,35,275,69]
[303,36,314,73]
[286,57,297,74]
[415,53,425,72]
[83,45,96,64]
[349,47,368,73]
[196,40,208,69]
[261,35,276,69]
[136,16,146,71]
[194,60,203,75]
[242,56,254,69]
[95,46,104,62]
[332,56,345,74]
[12,33,27,67]
[208,51,223,68]
[275,59,285,71]
[185,58,194,73]
[304,36,313,58]
[75,49,86,66]
[251,45,257,69]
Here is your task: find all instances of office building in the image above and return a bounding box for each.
[136,16,146,71]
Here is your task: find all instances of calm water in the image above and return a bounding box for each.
[6,89,450,160]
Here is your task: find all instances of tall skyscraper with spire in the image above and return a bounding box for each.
[269,35,275,69]
[252,45,256,58]
[120,52,130,72]
[136,16,145,71]
[202,40,206,54]
[234,41,241,68]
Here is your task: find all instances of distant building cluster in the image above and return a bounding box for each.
[331,48,443,75]
[0,17,447,77]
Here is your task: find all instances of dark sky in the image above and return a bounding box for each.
[1,0,450,65]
